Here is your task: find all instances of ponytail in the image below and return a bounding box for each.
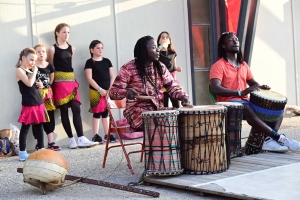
[16,48,36,68]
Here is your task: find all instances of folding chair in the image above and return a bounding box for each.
[102,93,144,174]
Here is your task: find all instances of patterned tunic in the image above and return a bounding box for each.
[109,60,188,130]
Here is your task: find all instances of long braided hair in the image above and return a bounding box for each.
[134,36,163,84]
[217,32,243,64]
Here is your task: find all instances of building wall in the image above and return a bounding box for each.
[0,0,192,150]
[251,0,299,105]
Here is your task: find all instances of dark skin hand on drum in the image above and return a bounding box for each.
[210,32,281,136]
[126,88,193,107]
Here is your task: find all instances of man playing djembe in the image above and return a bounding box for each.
[209,32,300,154]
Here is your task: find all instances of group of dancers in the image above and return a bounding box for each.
[15,23,182,161]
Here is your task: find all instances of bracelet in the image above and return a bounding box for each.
[238,90,242,97]
[97,87,102,92]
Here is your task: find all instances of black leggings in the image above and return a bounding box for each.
[32,110,55,139]
[20,123,44,151]
[59,100,83,138]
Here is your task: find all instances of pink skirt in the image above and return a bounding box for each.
[52,72,81,107]
[89,88,107,113]
[18,104,49,125]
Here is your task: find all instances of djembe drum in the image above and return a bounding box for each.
[23,149,69,193]
[178,105,228,175]
[244,89,287,155]
[215,102,244,158]
[142,110,183,175]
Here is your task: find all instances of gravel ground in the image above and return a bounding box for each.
[1,115,299,200]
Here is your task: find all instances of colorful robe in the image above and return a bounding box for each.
[109,60,188,130]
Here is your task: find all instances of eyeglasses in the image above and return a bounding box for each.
[222,32,235,35]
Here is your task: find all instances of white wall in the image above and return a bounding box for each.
[0,0,191,150]
[251,0,298,105]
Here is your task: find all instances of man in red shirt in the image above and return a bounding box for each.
[210,32,299,153]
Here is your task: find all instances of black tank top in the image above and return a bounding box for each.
[53,44,73,72]
[18,71,43,106]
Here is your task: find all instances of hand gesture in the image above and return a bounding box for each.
[126,89,139,99]
[259,84,271,90]
[242,84,260,96]
[36,81,43,89]
[99,89,107,96]
[176,66,182,72]
[181,96,193,108]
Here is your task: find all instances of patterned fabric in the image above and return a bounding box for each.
[109,60,188,130]
[89,88,106,113]
[142,111,182,175]
[52,72,81,107]
[40,88,56,111]
[18,104,49,125]
[210,58,253,102]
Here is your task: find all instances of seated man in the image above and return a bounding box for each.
[210,32,299,153]
[110,35,192,132]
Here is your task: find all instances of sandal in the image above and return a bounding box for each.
[48,142,61,151]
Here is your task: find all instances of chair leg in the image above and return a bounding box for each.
[139,139,145,163]
[102,129,111,168]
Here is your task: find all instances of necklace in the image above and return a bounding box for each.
[227,57,240,70]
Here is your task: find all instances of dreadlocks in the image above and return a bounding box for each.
[134,36,163,84]
[217,32,244,64]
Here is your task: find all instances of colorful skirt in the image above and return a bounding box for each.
[18,104,49,125]
[52,72,81,107]
[41,87,56,111]
[89,88,107,113]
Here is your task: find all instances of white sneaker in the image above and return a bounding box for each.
[77,136,98,148]
[69,137,77,149]
[278,134,300,152]
[262,137,288,152]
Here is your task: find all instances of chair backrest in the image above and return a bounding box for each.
[105,92,128,133]
[208,84,217,103]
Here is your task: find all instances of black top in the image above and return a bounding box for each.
[84,58,112,90]
[53,44,73,72]
[159,50,177,72]
[36,63,55,88]
[18,70,43,106]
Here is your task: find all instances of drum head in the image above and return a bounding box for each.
[178,105,226,113]
[251,89,286,101]
[142,110,179,117]
[215,102,244,108]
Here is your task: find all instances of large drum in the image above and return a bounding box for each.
[142,110,182,176]
[249,89,287,122]
[215,102,244,158]
[178,105,228,175]
[245,89,287,155]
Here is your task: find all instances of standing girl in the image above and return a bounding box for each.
[48,23,98,148]
[84,40,116,143]
[16,48,47,161]
[157,31,182,108]
[33,44,61,151]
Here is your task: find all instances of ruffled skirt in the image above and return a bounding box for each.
[18,104,49,125]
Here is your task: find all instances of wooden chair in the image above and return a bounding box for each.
[102,93,144,174]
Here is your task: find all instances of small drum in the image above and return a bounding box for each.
[244,127,265,155]
[142,110,182,175]
[249,89,287,122]
[178,105,228,175]
[215,102,244,158]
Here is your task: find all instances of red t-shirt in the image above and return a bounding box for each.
[210,58,253,102]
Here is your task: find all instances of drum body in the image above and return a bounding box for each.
[249,89,287,122]
[178,105,228,175]
[142,110,182,175]
[215,102,244,158]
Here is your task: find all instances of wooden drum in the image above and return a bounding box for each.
[178,105,228,175]
[142,110,183,176]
